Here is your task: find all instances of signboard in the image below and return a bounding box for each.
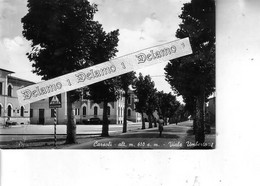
[49,94,62,108]
[17,37,192,105]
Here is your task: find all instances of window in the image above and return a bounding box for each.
[107,106,110,116]
[30,109,33,118]
[94,106,98,116]
[7,85,12,97]
[83,106,87,116]
[20,106,24,117]
[128,96,131,105]
[128,109,131,117]
[7,105,12,117]
[75,108,80,115]
[0,104,2,116]
[0,82,2,95]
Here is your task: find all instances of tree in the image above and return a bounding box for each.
[156,91,180,125]
[21,0,118,143]
[133,73,156,129]
[165,0,215,144]
[173,104,186,124]
[118,72,136,133]
[87,27,120,137]
[88,79,120,137]
[146,87,157,128]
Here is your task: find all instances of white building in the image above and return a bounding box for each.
[0,68,141,125]
[30,90,141,125]
[0,68,34,126]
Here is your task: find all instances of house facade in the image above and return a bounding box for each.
[0,68,34,126]
[0,68,141,125]
[30,90,142,125]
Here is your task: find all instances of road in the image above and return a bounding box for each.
[64,120,216,149]
[67,121,196,149]
[0,122,146,143]
[0,121,206,149]
[0,121,215,149]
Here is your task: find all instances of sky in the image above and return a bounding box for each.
[0,0,189,98]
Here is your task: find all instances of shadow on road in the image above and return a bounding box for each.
[112,131,180,139]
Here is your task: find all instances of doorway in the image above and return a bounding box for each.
[39,109,45,125]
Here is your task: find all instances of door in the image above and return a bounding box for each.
[39,109,45,125]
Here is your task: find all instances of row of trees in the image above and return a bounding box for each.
[22,0,215,145]
[22,0,184,144]
[165,0,215,143]
[133,73,185,129]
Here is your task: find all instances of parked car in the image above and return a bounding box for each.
[83,118,111,125]
[87,118,102,124]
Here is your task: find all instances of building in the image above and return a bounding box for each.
[30,89,141,125]
[0,68,34,126]
[0,68,141,125]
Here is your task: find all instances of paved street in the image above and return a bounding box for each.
[65,120,215,149]
[0,121,144,145]
[0,120,216,149]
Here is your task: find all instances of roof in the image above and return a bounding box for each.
[8,76,35,85]
[0,68,14,74]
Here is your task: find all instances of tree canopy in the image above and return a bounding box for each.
[156,91,180,122]
[22,0,119,142]
[118,72,136,133]
[165,0,215,144]
[22,0,101,80]
[133,73,156,129]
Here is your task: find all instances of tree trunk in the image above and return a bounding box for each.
[122,91,128,133]
[66,91,77,144]
[164,117,167,126]
[148,114,153,128]
[153,115,157,127]
[195,92,205,144]
[101,100,109,137]
[141,112,145,129]
[193,114,196,135]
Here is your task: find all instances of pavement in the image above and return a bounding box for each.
[0,121,216,149]
[0,121,144,148]
[65,121,216,149]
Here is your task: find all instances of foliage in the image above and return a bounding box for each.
[133,73,156,129]
[164,0,215,143]
[86,27,120,137]
[118,72,136,133]
[21,0,119,141]
[22,0,99,79]
[156,91,180,123]
[86,27,120,104]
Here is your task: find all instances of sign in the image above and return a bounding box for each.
[17,38,192,105]
[49,94,62,108]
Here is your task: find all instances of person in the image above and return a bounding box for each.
[5,117,11,127]
[158,116,164,137]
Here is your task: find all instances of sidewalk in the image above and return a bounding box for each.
[65,122,216,149]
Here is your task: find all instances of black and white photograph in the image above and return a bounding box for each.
[0,0,215,150]
[1,0,260,185]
